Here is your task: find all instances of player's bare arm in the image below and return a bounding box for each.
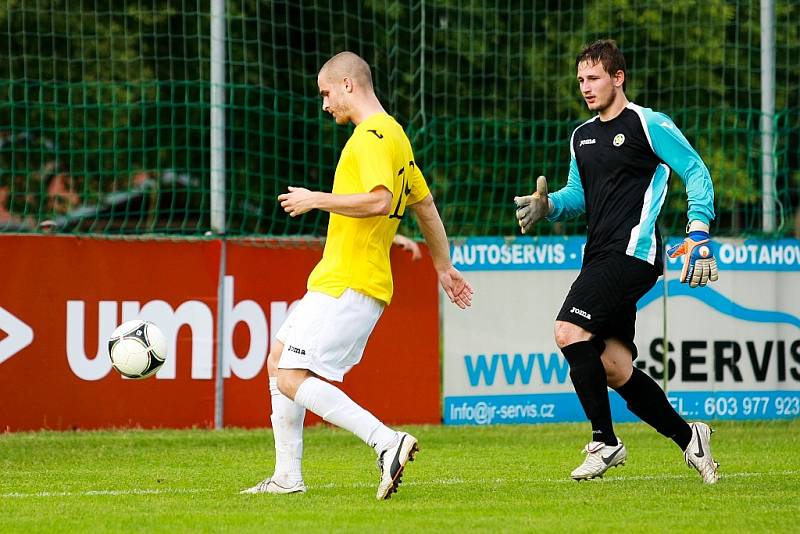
[279,185,392,218]
[392,234,422,260]
[410,194,474,309]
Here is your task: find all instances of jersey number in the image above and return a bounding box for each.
[389,161,415,220]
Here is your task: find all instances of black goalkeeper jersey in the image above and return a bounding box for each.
[548,102,715,271]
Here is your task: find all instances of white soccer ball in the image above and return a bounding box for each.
[107,320,167,379]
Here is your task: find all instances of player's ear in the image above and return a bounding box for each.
[613,69,625,88]
[343,76,353,93]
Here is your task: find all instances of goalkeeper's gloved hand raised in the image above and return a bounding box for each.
[667,221,720,288]
[514,176,550,234]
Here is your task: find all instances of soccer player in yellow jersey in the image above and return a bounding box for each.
[242,51,473,500]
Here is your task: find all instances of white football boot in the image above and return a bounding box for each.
[570,439,627,480]
[684,422,720,484]
[376,432,419,500]
[240,477,307,494]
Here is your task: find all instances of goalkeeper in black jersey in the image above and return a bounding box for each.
[514,39,720,483]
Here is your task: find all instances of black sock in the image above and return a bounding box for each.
[614,368,692,450]
[562,340,617,446]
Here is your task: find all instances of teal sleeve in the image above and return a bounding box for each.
[547,157,585,221]
[643,109,715,226]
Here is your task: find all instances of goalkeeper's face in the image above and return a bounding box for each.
[318,72,352,126]
[576,60,623,113]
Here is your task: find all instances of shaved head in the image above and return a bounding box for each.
[317,51,385,125]
[319,51,373,90]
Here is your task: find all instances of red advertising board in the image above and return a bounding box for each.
[0,235,440,431]
[223,239,440,428]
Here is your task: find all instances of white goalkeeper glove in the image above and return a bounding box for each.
[514,176,550,234]
[667,221,720,288]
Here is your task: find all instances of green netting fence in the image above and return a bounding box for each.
[0,1,798,238]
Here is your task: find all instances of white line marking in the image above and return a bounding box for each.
[3,470,798,498]
[316,477,467,490]
[317,470,800,489]
[539,470,800,484]
[1,488,214,499]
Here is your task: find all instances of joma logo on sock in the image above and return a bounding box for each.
[570,307,591,320]
[287,345,306,355]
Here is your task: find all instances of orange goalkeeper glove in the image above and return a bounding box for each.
[667,222,719,288]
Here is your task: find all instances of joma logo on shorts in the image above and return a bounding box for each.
[570,307,592,320]
[287,345,306,355]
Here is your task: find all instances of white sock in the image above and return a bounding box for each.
[269,377,305,482]
[294,376,397,453]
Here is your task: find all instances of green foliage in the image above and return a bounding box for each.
[0,1,798,236]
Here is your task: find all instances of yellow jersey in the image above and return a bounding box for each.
[307,112,430,305]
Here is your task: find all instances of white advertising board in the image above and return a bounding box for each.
[443,237,800,425]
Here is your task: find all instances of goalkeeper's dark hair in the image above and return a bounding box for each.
[576,39,627,91]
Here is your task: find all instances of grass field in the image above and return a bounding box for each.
[2,420,798,533]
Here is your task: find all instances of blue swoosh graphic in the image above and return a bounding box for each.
[638,280,800,329]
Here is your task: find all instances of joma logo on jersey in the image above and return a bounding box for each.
[287,345,306,355]
[579,138,596,147]
[570,307,592,320]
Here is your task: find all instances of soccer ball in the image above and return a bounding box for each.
[108,320,167,379]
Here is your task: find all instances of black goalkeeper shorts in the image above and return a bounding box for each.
[556,251,660,360]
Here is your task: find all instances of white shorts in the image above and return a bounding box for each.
[276,289,384,382]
